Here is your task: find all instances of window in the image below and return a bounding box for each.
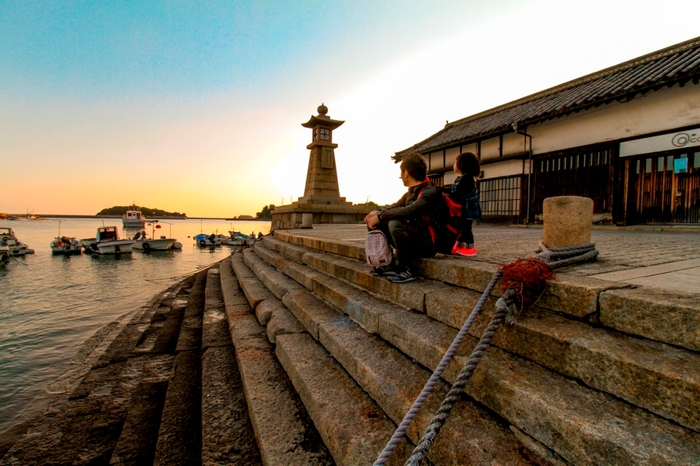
[479,176,521,216]
[320,128,330,140]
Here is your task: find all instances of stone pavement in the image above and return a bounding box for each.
[285,224,700,294]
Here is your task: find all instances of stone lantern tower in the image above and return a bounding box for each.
[298,103,346,204]
[270,104,370,230]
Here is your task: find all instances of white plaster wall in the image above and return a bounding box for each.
[444,170,459,185]
[445,146,460,169]
[503,132,526,156]
[529,83,700,154]
[482,159,526,178]
[480,136,501,161]
[460,143,478,156]
[429,151,443,171]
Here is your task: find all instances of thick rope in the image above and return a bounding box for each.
[373,271,503,466]
[383,241,598,466]
[405,290,518,466]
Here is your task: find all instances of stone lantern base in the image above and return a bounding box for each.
[271,202,370,231]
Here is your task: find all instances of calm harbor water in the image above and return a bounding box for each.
[0,217,270,433]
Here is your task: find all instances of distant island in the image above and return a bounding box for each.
[96,206,187,218]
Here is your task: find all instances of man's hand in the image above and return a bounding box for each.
[364,210,380,229]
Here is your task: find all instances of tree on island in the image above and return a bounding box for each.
[96,206,187,218]
[256,205,275,220]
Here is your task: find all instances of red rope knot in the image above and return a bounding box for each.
[499,258,556,308]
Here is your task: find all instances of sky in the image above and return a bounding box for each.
[0,1,698,217]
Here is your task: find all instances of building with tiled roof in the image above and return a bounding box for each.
[395,36,700,225]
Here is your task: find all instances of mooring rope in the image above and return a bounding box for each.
[372,270,503,466]
[374,242,599,466]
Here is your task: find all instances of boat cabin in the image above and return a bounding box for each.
[123,211,144,221]
[0,228,18,246]
[96,227,120,242]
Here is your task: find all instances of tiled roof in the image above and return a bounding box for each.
[395,36,700,160]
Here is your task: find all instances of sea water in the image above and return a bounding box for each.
[0,217,270,433]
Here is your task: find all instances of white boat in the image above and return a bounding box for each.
[82,226,135,255]
[194,233,222,247]
[0,227,35,256]
[50,221,82,255]
[50,236,83,255]
[132,230,176,251]
[122,209,146,227]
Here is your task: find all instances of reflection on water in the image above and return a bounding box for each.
[0,218,269,433]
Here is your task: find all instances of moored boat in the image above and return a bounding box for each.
[132,230,177,251]
[194,233,222,247]
[50,236,83,255]
[0,227,35,256]
[82,226,135,255]
[122,208,146,228]
[0,244,10,265]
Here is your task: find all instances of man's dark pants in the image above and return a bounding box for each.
[374,219,435,269]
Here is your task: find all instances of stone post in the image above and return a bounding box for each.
[301,213,313,229]
[542,196,593,248]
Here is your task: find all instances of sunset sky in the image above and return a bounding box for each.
[1,1,698,217]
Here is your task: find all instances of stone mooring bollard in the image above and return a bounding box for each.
[301,213,313,229]
[542,196,593,248]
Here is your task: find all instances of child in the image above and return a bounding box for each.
[449,152,480,256]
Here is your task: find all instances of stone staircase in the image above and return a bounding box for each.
[2,228,699,465]
[230,231,700,465]
[0,265,332,466]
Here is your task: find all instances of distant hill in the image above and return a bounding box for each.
[96,206,187,218]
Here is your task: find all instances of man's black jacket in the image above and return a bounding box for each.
[380,181,449,251]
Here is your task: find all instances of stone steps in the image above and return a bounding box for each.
[260,236,700,432]
[244,234,700,465]
[220,256,334,465]
[272,230,700,352]
[0,277,193,465]
[1,265,271,466]
[234,247,536,464]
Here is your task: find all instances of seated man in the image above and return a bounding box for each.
[364,152,446,283]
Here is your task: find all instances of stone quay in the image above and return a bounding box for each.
[2,223,700,465]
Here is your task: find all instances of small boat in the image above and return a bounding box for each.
[132,230,176,251]
[0,244,10,265]
[81,226,135,255]
[194,233,222,247]
[0,227,35,256]
[122,208,146,228]
[50,221,82,255]
[50,236,83,255]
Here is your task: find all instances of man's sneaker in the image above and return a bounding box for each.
[454,245,477,257]
[370,265,396,276]
[387,268,417,283]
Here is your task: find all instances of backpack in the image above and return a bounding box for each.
[464,186,481,221]
[365,230,393,267]
[418,187,462,254]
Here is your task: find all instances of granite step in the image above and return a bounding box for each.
[230,253,415,465]
[200,266,262,465]
[219,257,335,465]
[271,231,700,353]
[276,332,412,466]
[237,248,536,464]
[0,277,195,466]
[153,270,207,465]
[251,238,700,465]
[258,236,700,432]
